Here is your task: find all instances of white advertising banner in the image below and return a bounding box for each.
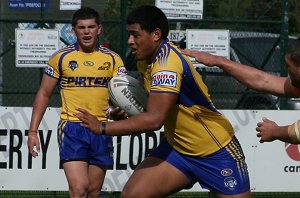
[0,107,300,192]
[155,0,203,19]
[15,29,59,68]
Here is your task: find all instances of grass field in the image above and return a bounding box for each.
[1,191,300,198]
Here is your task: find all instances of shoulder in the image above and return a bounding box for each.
[50,44,76,60]
[285,77,300,97]
[98,46,122,59]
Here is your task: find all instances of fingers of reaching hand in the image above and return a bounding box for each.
[110,107,129,120]
[259,139,264,143]
[256,123,264,143]
[257,122,262,127]
[256,132,261,137]
[74,109,88,123]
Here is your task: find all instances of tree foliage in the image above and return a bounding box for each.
[103,0,299,36]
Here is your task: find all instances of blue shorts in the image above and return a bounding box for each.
[57,121,113,166]
[150,136,250,195]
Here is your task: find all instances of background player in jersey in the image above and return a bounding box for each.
[27,7,126,198]
[181,39,300,145]
[75,5,251,198]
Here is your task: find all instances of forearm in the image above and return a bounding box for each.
[272,125,292,143]
[215,56,268,91]
[102,112,163,136]
[268,124,300,144]
[29,93,50,131]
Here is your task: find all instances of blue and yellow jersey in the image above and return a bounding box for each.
[138,40,234,156]
[45,42,126,121]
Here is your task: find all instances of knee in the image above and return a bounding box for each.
[68,184,88,197]
[88,188,101,198]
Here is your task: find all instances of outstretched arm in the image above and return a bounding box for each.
[181,49,300,97]
[75,91,177,136]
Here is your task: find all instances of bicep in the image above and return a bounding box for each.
[258,74,288,96]
[38,74,58,97]
[264,75,300,97]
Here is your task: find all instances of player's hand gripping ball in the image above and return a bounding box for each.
[108,75,148,116]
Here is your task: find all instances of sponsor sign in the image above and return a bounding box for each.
[15,29,59,68]
[1,107,300,191]
[152,71,177,87]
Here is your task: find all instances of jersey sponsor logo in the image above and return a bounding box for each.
[69,60,78,70]
[65,76,111,87]
[117,66,127,75]
[221,168,233,176]
[151,71,177,87]
[44,65,54,76]
[98,62,111,70]
[83,61,94,67]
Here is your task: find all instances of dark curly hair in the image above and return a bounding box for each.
[126,5,169,39]
[72,7,101,27]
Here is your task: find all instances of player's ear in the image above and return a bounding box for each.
[71,27,75,35]
[153,28,162,42]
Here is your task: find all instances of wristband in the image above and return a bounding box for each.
[28,130,38,135]
[101,122,106,135]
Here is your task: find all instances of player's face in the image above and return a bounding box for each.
[72,18,101,53]
[127,23,160,62]
[285,54,300,87]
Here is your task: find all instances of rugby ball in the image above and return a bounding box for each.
[108,75,148,116]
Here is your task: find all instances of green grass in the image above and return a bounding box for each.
[1,191,300,198]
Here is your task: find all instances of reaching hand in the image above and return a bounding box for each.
[256,117,279,143]
[74,108,101,134]
[181,49,219,67]
[109,106,129,120]
[27,132,40,158]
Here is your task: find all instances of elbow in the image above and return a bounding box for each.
[152,121,164,131]
[147,116,165,131]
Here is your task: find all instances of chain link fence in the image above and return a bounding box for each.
[0,0,294,110]
[1,0,299,197]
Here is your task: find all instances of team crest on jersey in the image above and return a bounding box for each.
[151,71,177,87]
[117,66,127,75]
[224,177,237,191]
[44,64,54,77]
[69,60,78,70]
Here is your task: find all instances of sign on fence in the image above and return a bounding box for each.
[15,29,59,68]
[155,0,203,19]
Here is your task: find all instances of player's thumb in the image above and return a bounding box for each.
[262,117,271,122]
[36,144,41,152]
